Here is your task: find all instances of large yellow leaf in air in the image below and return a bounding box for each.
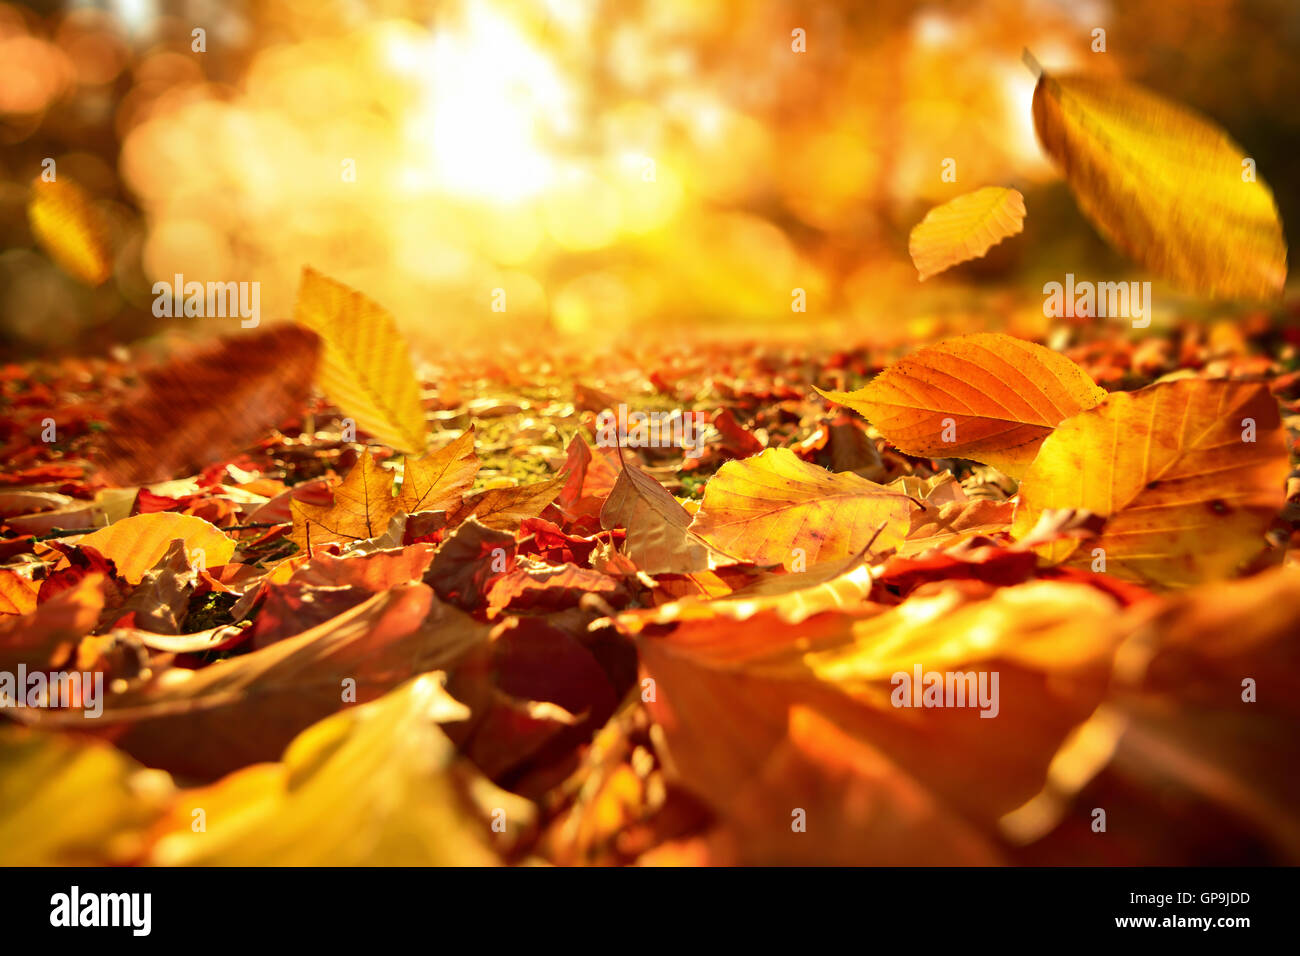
[27,178,113,286]
[294,267,428,452]
[817,333,1107,479]
[1012,378,1288,587]
[78,512,236,584]
[1032,70,1287,299]
[687,447,917,567]
[908,187,1026,281]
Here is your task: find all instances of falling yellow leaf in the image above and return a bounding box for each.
[1032,70,1287,299]
[397,430,479,514]
[77,512,235,585]
[908,186,1026,281]
[1012,378,1288,587]
[688,447,917,567]
[27,177,113,286]
[294,267,428,452]
[817,333,1107,479]
[290,449,398,552]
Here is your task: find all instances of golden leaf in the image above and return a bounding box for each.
[397,430,479,514]
[77,513,235,585]
[908,186,1026,281]
[290,450,398,552]
[1032,70,1287,299]
[1012,378,1288,587]
[293,267,428,452]
[687,447,917,567]
[817,333,1107,479]
[446,473,565,531]
[27,178,113,286]
[148,675,526,865]
[0,728,172,865]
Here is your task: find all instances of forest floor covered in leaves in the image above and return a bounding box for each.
[2,305,1300,865]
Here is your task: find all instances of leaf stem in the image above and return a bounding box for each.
[1022,48,1043,79]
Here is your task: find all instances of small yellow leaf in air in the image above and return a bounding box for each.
[27,178,113,286]
[908,187,1026,281]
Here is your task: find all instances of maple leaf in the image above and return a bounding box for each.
[445,474,565,531]
[289,450,399,553]
[396,430,479,514]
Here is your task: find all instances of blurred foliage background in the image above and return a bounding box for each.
[1,0,1297,358]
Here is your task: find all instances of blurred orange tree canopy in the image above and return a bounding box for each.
[1,0,1297,356]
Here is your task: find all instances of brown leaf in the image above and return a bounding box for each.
[100,325,320,485]
[445,474,565,531]
[16,583,489,779]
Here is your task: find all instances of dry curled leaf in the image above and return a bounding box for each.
[290,450,399,553]
[397,430,479,514]
[446,473,565,531]
[600,459,720,574]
